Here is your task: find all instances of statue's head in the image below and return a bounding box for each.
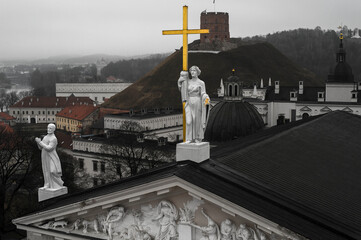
[47,123,56,134]
[189,66,201,77]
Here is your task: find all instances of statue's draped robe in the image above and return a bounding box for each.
[39,135,64,189]
[182,78,210,142]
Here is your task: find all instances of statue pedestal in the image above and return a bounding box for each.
[176,142,210,163]
[38,187,68,202]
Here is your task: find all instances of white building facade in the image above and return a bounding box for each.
[56,83,132,104]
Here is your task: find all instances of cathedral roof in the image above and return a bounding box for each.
[204,101,264,141]
[14,111,361,240]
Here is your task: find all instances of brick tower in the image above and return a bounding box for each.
[200,11,230,43]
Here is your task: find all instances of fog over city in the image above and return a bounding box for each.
[0,0,360,60]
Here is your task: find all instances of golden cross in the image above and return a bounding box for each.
[162,5,209,142]
[162,5,209,71]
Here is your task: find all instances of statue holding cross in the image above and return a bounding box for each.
[163,5,210,143]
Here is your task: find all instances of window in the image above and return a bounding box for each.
[32,111,34,114]
[290,92,296,98]
[101,162,105,173]
[48,111,50,114]
[93,161,98,171]
[22,111,24,114]
[318,92,324,98]
[13,111,15,114]
[38,111,41,114]
[18,111,19,114]
[79,158,84,169]
[43,111,45,114]
[352,93,357,99]
[26,111,28,114]
[103,97,105,100]
[95,97,98,101]
[52,111,54,114]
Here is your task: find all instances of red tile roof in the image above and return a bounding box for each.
[10,95,94,108]
[56,105,98,121]
[0,112,15,120]
[0,121,14,134]
[99,108,128,118]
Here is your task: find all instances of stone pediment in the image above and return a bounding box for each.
[320,106,332,112]
[342,107,353,113]
[299,106,312,112]
[14,176,304,240]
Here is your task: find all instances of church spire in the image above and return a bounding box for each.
[337,33,346,63]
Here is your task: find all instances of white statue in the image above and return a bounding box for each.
[35,123,64,189]
[154,200,178,240]
[190,208,220,240]
[178,66,210,143]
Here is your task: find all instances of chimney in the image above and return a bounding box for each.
[299,81,304,94]
[252,83,258,97]
[30,98,33,102]
[275,81,280,94]
[22,101,24,106]
[269,77,272,87]
[69,109,72,113]
[37,98,39,102]
[260,78,264,88]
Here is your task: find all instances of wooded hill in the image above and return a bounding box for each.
[243,28,361,80]
[101,42,321,110]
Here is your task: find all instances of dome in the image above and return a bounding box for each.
[332,62,354,82]
[204,101,264,142]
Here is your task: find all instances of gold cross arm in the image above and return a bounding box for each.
[162,29,210,35]
[162,5,209,71]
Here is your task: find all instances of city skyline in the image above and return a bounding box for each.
[0,0,360,60]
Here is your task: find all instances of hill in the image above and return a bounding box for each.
[101,42,322,110]
[242,27,361,80]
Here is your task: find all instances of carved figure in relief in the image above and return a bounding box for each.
[235,224,254,240]
[177,66,210,143]
[71,219,82,231]
[50,220,68,229]
[154,200,178,240]
[254,226,268,240]
[105,206,125,239]
[221,219,236,240]
[119,225,152,240]
[190,208,220,240]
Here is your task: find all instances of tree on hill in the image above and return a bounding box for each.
[101,54,168,82]
[243,27,361,81]
[0,73,10,87]
[30,69,59,96]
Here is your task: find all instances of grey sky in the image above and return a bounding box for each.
[0,0,360,60]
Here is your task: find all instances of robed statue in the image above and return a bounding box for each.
[35,123,65,189]
[178,66,210,143]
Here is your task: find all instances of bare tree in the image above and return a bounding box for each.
[0,125,38,233]
[99,121,175,181]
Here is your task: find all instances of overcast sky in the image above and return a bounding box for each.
[0,0,360,60]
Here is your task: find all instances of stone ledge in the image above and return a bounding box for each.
[176,142,210,163]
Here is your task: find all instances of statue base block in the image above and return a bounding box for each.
[176,142,210,163]
[38,187,68,202]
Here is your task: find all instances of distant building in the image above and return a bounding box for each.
[56,83,132,104]
[200,10,230,43]
[217,35,361,126]
[9,95,94,124]
[104,108,183,142]
[56,105,99,133]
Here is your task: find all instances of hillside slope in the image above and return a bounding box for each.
[102,42,322,110]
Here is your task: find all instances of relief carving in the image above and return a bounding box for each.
[35,198,303,240]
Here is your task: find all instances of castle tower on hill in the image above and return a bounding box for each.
[200,11,230,43]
